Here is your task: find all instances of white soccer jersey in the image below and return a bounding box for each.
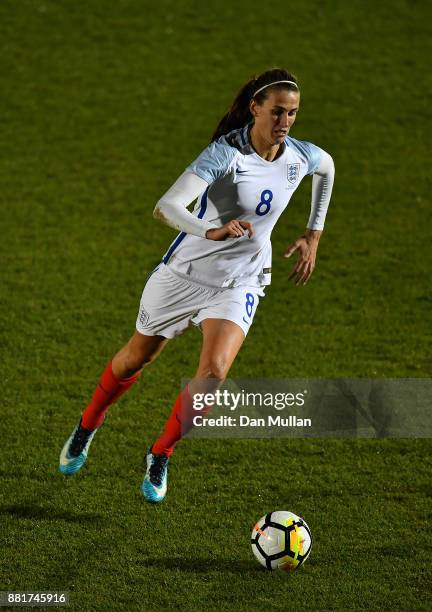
[162,125,322,289]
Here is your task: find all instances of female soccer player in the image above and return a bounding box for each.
[59,68,335,503]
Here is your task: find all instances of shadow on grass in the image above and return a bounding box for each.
[139,557,262,573]
[0,503,103,523]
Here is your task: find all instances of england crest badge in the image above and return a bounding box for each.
[287,163,300,185]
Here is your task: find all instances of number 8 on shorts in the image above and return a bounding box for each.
[243,292,255,325]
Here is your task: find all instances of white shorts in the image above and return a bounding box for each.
[135,264,264,339]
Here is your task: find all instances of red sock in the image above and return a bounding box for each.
[152,386,201,457]
[81,361,141,430]
[152,386,192,457]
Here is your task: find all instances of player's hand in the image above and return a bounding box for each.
[206,220,254,241]
[284,229,322,285]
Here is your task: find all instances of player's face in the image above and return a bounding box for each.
[250,89,300,145]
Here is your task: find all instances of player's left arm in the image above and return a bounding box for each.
[284,150,335,285]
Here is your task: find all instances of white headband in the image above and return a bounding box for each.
[252,80,299,98]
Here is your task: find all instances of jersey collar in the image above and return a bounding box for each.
[243,124,287,163]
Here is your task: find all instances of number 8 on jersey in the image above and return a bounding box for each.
[255,189,273,216]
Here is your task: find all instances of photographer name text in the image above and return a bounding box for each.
[192,415,312,428]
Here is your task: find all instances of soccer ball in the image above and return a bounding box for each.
[251,510,312,571]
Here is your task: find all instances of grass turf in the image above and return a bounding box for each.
[1,0,431,610]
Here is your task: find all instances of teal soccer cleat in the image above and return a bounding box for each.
[59,420,98,476]
[141,448,169,503]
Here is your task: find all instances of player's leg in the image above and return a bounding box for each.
[195,317,247,378]
[59,331,168,476]
[154,318,246,454]
[142,319,245,503]
[81,330,169,429]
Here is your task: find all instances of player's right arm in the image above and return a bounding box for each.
[153,171,214,237]
[205,220,253,240]
[153,171,252,240]
[153,139,253,241]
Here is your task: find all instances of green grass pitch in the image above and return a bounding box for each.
[1,0,431,610]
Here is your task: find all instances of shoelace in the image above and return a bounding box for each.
[149,454,169,486]
[70,425,93,457]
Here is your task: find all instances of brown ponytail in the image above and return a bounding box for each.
[211,68,298,142]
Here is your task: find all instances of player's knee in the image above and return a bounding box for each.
[124,347,155,372]
[200,357,229,381]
